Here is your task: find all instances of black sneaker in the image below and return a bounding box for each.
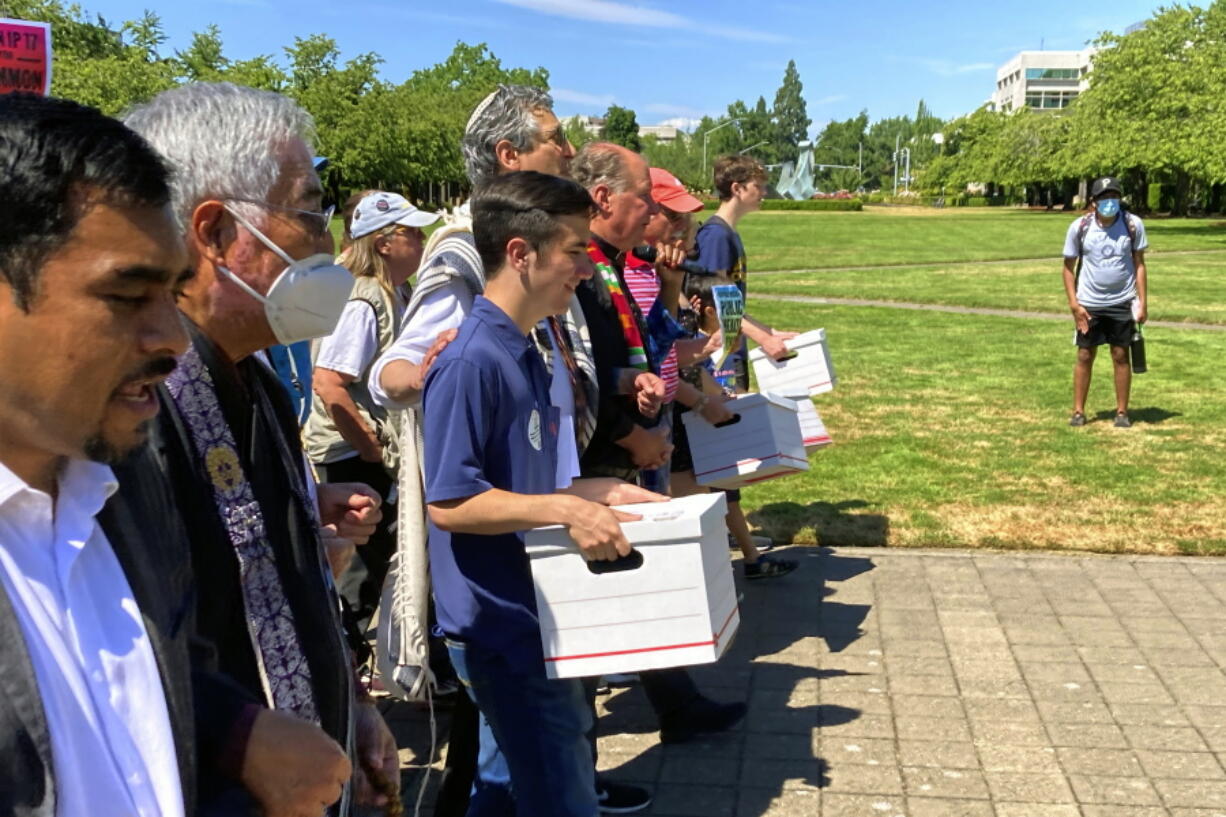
[1069,411,1087,427]
[658,697,747,744]
[745,555,798,580]
[1114,412,1132,428]
[596,779,652,814]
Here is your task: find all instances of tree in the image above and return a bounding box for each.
[814,111,868,189]
[1069,3,1225,214]
[600,105,641,151]
[771,59,811,163]
[641,130,704,190]
[737,96,779,164]
[563,116,596,151]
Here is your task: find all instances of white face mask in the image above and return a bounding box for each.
[218,203,354,345]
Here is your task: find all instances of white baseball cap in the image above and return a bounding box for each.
[350,192,439,238]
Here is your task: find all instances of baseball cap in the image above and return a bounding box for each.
[1090,176,1123,198]
[350,192,439,239]
[650,168,704,213]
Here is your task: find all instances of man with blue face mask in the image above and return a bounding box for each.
[1062,176,1149,428]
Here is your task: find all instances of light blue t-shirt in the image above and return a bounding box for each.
[1062,213,1148,309]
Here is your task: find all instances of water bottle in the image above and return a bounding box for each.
[1130,327,1147,374]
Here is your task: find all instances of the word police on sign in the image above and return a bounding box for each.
[0,18,52,96]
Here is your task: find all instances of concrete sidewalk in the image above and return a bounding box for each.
[385,546,1226,816]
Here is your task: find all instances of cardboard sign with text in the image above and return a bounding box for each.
[0,18,51,96]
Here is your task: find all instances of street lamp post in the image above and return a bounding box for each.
[701,118,743,181]
[739,140,770,155]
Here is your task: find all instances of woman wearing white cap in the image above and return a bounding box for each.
[304,191,439,627]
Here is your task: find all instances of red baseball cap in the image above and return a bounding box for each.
[649,168,704,213]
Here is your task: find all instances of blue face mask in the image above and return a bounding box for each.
[1096,198,1121,218]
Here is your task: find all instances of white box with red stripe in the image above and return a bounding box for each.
[682,392,809,490]
[525,493,739,680]
[795,397,833,454]
[749,328,836,397]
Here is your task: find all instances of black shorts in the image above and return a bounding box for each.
[1076,308,1135,349]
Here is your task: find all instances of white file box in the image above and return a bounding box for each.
[525,493,739,679]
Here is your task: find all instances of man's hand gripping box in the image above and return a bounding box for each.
[750,328,837,398]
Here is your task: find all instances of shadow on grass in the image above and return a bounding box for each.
[747,499,890,547]
[1091,406,1182,424]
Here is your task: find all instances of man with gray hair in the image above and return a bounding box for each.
[124,82,399,817]
[370,83,578,406]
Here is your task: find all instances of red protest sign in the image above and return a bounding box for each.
[0,18,51,96]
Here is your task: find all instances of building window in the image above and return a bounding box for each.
[1025,67,1079,80]
[1025,90,1079,110]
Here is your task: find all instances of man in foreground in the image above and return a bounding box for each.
[0,92,198,817]
[1063,175,1148,428]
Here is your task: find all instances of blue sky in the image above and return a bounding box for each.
[89,0,1166,133]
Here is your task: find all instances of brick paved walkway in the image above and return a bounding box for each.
[384,546,1226,816]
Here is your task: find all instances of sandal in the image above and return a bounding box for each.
[744,555,798,580]
[1069,412,1087,427]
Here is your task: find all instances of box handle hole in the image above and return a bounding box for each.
[586,549,644,574]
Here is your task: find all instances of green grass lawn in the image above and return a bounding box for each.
[740,299,1226,555]
[732,206,1226,271]
[749,255,1226,326]
[717,209,1226,554]
[343,204,1223,555]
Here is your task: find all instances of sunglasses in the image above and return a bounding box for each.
[539,126,571,151]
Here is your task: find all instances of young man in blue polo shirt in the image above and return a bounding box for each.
[423,170,641,817]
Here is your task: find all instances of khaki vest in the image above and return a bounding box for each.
[303,275,402,474]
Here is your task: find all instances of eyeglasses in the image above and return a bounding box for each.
[226,198,336,239]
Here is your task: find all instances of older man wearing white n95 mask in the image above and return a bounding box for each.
[124,82,399,817]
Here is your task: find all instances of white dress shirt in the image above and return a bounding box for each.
[545,324,582,490]
[0,459,184,817]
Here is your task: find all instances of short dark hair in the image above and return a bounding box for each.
[471,171,595,274]
[0,94,171,310]
[713,154,767,201]
[684,270,727,314]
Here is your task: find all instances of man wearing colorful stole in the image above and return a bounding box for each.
[124,82,399,816]
[570,142,749,756]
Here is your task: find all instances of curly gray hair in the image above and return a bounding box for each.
[123,82,316,232]
[461,85,554,186]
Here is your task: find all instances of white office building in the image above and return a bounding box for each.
[562,115,681,143]
[991,49,1095,113]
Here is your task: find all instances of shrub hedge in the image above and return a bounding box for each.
[702,198,864,211]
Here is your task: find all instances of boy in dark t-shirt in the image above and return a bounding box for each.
[694,154,797,392]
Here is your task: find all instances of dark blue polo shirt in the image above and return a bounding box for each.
[423,296,559,671]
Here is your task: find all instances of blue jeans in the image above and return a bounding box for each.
[446,639,597,817]
[638,410,673,495]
